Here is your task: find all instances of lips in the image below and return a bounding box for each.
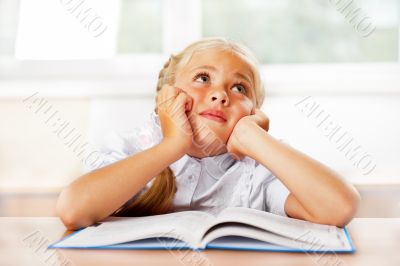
[199,109,227,123]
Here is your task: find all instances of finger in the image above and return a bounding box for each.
[185,94,193,112]
[161,85,177,98]
[250,107,256,115]
[158,95,174,110]
[175,91,190,111]
[159,86,178,108]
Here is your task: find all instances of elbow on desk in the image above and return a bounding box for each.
[337,186,362,228]
[320,189,361,228]
[56,187,96,231]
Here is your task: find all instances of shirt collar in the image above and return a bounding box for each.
[199,153,237,180]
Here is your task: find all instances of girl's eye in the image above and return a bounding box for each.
[193,72,210,83]
[232,84,247,95]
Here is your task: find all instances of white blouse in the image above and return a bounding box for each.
[87,111,291,217]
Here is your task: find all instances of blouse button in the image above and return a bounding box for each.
[188,175,193,180]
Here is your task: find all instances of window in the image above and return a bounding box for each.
[117,0,162,53]
[203,0,399,63]
[0,0,19,55]
[1,0,398,62]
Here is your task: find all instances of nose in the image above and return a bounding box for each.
[210,89,229,106]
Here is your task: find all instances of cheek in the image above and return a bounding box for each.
[173,80,200,106]
[183,88,204,112]
[231,99,253,121]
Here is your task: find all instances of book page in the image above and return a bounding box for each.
[200,223,319,250]
[205,207,351,250]
[52,211,215,248]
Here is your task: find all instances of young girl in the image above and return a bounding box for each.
[57,37,360,230]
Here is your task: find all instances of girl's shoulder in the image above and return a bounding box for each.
[84,111,163,172]
[130,111,163,150]
[104,111,162,152]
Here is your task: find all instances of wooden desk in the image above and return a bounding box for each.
[1,218,399,266]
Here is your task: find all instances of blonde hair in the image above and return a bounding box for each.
[114,37,265,216]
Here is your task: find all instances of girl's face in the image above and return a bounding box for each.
[174,48,257,157]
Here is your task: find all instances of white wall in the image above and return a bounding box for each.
[0,98,89,190]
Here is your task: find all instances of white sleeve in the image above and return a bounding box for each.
[251,161,290,217]
[263,138,291,217]
[82,130,143,174]
[83,112,163,174]
[264,177,290,217]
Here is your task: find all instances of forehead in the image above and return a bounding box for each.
[180,48,254,79]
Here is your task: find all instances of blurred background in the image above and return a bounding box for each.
[0,0,399,217]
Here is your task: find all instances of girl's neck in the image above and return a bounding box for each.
[186,145,227,159]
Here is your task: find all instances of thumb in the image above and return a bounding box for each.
[185,94,193,112]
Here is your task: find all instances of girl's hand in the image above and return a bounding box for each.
[156,84,194,154]
[226,109,270,160]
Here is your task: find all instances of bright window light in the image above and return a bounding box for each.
[15,0,120,60]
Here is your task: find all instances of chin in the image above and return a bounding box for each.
[190,114,227,142]
[193,127,228,150]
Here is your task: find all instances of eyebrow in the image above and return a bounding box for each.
[191,65,253,86]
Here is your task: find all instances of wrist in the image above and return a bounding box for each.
[160,138,188,159]
[237,123,268,159]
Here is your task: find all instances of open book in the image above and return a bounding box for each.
[49,207,355,253]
